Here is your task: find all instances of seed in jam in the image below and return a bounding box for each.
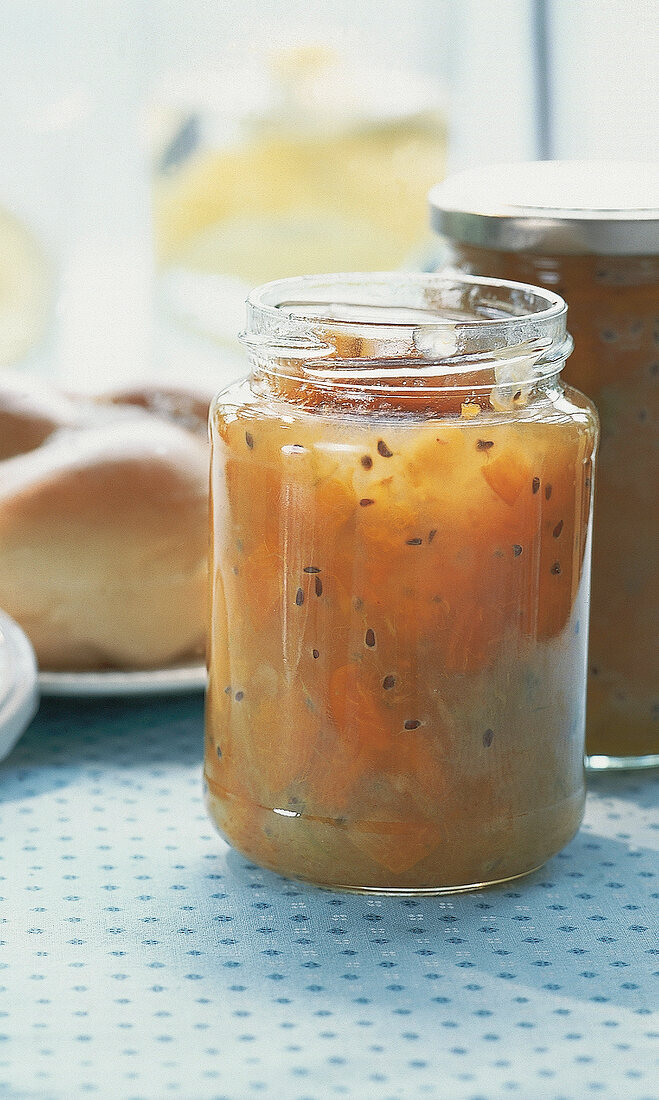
[550,561,561,575]
[483,728,494,748]
[377,440,393,458]
[477,439,494,450]
[245,431,254,449]
[382,675,396,690]
[553,520,564,538]
[315,576,323,597]
[513,544,523,557]
[404,719,421,730]
[532,477,540,494]
[360,498,375,507]
[361,455,373,469]
[295,588,304,606]
[365,628,376,648]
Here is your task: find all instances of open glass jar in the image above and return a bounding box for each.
[429,162,659,769]
[205,272,599,894]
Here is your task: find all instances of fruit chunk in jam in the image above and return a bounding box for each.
[205,377,597,892]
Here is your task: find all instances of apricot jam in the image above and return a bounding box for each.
[430,162,659,767]
[205,273,598,892]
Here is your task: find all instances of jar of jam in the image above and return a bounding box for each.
[429,161,659,770]
[205,272,598,893]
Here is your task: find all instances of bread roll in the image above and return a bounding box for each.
[0,375,214,671]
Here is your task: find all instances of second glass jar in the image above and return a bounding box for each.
[205,273,599,893]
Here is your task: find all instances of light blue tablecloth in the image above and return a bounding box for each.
[1,695,657,1100]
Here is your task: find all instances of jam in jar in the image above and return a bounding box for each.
[430,161,659,769]
[205,273,598,892]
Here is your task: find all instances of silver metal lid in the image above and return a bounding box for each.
[429,161,659,255]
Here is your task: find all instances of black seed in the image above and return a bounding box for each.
[483,728,494,748]
[550,561,561,575]
[377,440,393,458]
[406,537,423,546]
[590,666,599,676]
[245,431,254,449]
[295,588,304,606]
[360,498,375,507]
[312,648,320,660]
[235,691,244,702]
[303,565,321,573]
[224,685,232,695]
[532,477,540,494]
[428,529,437,542]
[638,409,648,422]
[315,576,323,597]
[585,477,591,487]
[477,439,495,450]
[404,719,421,731]
[361,455,373,469]
[365,628,376,648]
[553,520,564,538]
[216,744,223,759]
[513,544,523,557]
[601,329,616,342]
[513,390,522,401]
[545,484,553,500]
[382,675,396,690]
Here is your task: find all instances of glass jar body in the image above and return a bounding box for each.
[205,275,598,891]
[445,245,659,769]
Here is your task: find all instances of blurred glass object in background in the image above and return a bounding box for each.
[0,205,51,370]
[148,45,447,359]
[0,2,153,389]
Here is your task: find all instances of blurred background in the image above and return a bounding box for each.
[0,0,657,393]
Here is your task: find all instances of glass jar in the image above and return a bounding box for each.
[429,161,659,770]
[148,47,446,369]
[205,272,598,894]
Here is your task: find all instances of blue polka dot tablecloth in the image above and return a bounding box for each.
[0,695,657,1100]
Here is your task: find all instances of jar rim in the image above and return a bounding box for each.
[244,271,567,331]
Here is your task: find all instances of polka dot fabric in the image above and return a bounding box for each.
[1,696,657,1100]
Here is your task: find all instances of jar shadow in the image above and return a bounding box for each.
[193,822,655,1016]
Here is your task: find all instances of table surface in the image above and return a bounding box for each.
[1,694,657,1100]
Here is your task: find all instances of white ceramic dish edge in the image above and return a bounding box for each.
[0,610,39,761]
[38,662,207,698]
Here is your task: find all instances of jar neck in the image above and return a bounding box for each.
[241,273,572,413]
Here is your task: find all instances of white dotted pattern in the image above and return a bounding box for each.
[1,696,657,1100]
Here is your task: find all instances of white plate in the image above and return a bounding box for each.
[38,662,207,698]
[0,610,39,760]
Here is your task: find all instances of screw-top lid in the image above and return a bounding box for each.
[429,160,659,255]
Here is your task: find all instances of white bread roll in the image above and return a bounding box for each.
[0,375,213,671]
